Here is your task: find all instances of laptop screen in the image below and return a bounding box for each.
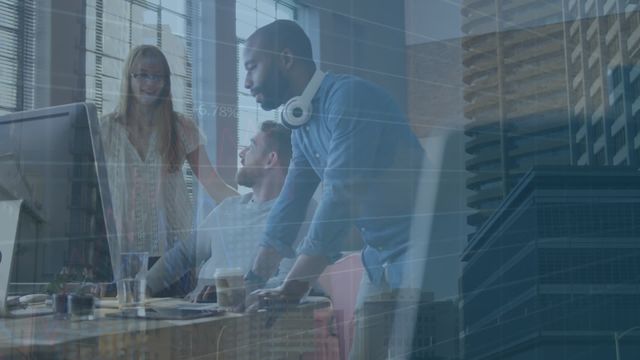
[0,103,115,293]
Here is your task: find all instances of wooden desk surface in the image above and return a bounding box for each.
[0,297,329,360]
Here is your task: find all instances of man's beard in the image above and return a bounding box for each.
[257,68,289,111]
[236,166,261,188]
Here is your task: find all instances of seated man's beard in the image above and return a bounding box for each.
[236,167,258,188]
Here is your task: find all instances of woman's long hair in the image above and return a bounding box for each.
[115,45,181,172]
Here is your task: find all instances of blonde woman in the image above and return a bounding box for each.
[100,45,237,257]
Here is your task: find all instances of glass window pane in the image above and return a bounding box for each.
[101,56,124,79]
[237,0,255,8]
[162,9,186,38]
[276,4,294,19]
[237,21,256,40]
[162,0,185,15]
[256,12,273,28]
[101,77,121,110]
[103,0,128,18]
[257,0,276,19]
[103,35,129,59]
[103,13,129,45]
[130,5,157,44]
[142,7,158,25]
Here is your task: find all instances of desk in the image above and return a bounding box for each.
[0,297,330,360]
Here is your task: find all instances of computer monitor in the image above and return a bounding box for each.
[0,102,115,292]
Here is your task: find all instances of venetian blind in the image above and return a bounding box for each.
[0,0,35,115]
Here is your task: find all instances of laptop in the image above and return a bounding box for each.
[0,200,53,317]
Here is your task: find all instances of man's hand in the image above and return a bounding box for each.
[194,285,217,303]
[245,280,310,328]
[245,279,310,312]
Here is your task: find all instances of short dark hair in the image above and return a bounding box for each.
[260,120,292,168]
[250,20,313,63]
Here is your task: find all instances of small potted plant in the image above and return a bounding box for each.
[47,266,96,319]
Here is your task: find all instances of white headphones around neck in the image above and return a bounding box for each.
[280,69,326,129]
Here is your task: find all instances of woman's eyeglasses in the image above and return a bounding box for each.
[131,73,165,83]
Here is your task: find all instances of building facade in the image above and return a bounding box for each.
[562,1,640,167]
[462,0,570,229]
[461,167,640,359]
[462,1,640,231]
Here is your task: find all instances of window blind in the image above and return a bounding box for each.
[0,0,35,115]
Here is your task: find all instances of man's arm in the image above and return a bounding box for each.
[294,82,385,263]
[147,230,201,295]
[246,253,329,309]
[250,82,389,304]
[280,254,329,298]
[251,139,320,280]
[187,145,239,203]
[249,245,283,285]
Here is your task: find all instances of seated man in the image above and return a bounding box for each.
[147,121,312,299]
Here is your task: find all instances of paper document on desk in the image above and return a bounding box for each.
[97,297,221,311]
[174,302,221,311]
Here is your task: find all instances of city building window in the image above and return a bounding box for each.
[630,76,640,99]
[593,120,604,140]
[613,127,627,155]
[606,34,619,58]
[610,96,624,119]
[572,81,584,101]
[0,0,35,115]
[575,136,587,158]
[610,66,623,89]
[594,148,606,165]
[585,1,597,19]
[627,10,640,31]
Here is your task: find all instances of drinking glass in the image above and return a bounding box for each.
[117,251,148,309]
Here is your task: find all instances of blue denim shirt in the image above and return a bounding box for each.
[260,73,425,287]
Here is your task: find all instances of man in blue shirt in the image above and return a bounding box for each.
[242,20,426,359]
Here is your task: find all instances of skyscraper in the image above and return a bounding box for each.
[462,0,570,229]
[461,167,640,359]
[463,2,640,231]
[562,1,640,167]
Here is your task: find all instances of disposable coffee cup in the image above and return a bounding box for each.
[214,268,245,309]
